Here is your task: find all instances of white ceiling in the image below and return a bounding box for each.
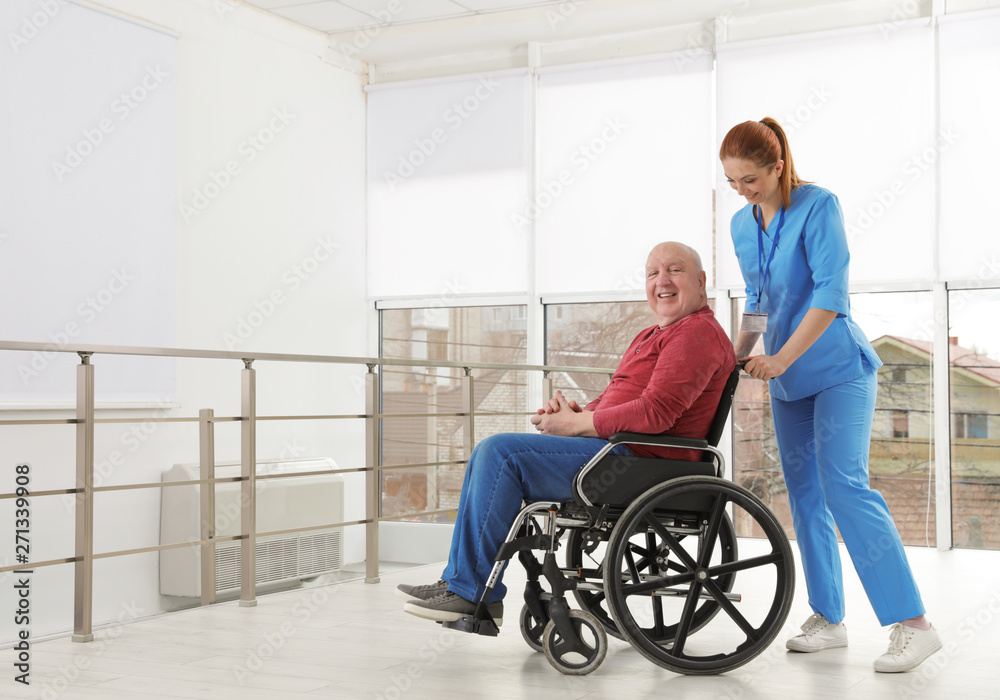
[239,0,931,74]
[243,0,602,34]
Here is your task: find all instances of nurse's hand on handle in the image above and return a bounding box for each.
[736,308,838,382]
[740,354,788,381]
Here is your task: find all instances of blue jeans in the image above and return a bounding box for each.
[441,433,631,604]
[771,368,925,626]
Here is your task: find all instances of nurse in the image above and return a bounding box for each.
[719,118,941,673]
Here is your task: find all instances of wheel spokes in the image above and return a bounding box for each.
[698,494,728,567]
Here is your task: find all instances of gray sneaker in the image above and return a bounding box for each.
[395,579,448,603]
[403,591,504,626]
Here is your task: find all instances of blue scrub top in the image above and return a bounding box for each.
[730,184,882,402]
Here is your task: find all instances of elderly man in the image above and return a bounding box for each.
[398,242,736,625]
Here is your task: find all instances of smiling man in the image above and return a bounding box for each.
[398,241,736,626]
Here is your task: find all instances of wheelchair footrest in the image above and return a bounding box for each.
[440,616,500,637]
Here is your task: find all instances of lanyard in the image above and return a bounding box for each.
[755,205,784,312]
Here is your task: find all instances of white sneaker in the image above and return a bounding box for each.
[874,623,942,673]
[786,613,848,652]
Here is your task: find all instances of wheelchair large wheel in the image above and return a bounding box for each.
[566,513,738,642]
[603,475,794,675]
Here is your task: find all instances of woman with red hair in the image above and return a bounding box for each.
[720,118,940,673]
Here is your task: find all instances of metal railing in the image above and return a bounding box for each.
[0,340,614,643]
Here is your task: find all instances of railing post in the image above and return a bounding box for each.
[542,370,553,405]
[239,360,257,607]
[72,353,95,643]
[199,408,216,606]
[462,367,475,460]
[365,364,380,584]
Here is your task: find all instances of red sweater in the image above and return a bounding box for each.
[586,306,736,461]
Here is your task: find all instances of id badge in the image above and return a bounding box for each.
[741,312,768,334]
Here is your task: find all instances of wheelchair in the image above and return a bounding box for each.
[441,362,795,676]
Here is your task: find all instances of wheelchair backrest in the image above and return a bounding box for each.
[700,364,743,461]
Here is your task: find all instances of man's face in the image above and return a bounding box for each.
[645,245,707,327]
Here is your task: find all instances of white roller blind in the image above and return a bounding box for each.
[939,12,1000,280]
[536,55,714,294]
[716,23,935,287]
[366,73,530,298]
[0,0,176,403]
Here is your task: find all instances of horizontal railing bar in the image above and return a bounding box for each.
[377,460,466,471]
[0,418,77,426]
[257,519,368,538]
[0,488,79,500]
[0,340,615,375]
[379,508,457,522]
[92,477,243,493]
[256,414,367,421]
[255,467,368,480]
[472,411,535,417]
[0,557,77,573]
[93,416,242,424]
[92,535,245,560]
[0,467,379,499]
[92,519,372,560]
[380,412,465,419]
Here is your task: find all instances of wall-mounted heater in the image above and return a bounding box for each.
[159,458,344,597]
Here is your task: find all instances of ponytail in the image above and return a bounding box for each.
[720,117,809,208]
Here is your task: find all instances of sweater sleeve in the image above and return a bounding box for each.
[591,318,727,437]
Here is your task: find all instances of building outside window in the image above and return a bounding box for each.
[379,305,527,522]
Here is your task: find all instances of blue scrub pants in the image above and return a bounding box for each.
[441,433,631,604]
[771,368,925,626]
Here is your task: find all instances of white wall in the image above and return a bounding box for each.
[0,0,368,643]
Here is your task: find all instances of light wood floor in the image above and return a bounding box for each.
[1,544,997,700]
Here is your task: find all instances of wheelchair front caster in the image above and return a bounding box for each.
[519,603,548,653]
[542,609,608,675]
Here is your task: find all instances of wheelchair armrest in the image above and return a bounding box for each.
[607,431,710,451]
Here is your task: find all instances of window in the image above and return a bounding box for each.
[891,410,910,439]
[543,300,716,406]
[954,414,988,440]
[380,305,527,522]
[731,292,936,545]
[949,288,1000,550]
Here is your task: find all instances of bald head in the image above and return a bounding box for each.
[645,242,708,327]
[647,241,703,274]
